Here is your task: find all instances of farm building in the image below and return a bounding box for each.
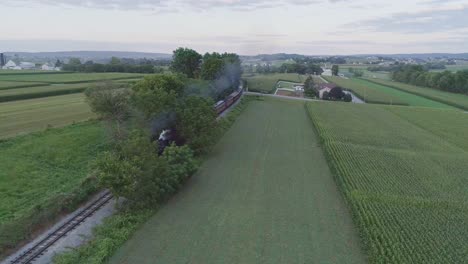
[2,60,17,70]
[317,83,337,99]
[41,63,60,71]
[322,68,332,76]
[20,62,36,70]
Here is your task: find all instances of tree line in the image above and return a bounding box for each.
[392,65,468,94]
[248,61,323,75]
[61,57,169,73]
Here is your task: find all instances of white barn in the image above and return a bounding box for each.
[2,60,17,70]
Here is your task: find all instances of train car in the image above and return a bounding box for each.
[214,100,227,114]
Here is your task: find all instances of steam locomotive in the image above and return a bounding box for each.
[158,87,244,153]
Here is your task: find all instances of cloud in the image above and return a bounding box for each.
[4,0,346,11]
[348,4,468,33]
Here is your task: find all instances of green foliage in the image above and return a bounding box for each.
[0,84,90,103]
[162,144,198,187]
[0,122,106,257]
[303,75,317,98]
[176,96,218,154]
[349,67,364,77]
[363,77,468,111]
[332,65,339,76]
[53,208,155,264]
[392,65,468,94]
[170,47,202,78]
[200,55,224,80]
[307,102,468,263]
[0,72,144,84]
[131,74,185,118]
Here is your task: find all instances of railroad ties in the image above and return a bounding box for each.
[10,191,114,264]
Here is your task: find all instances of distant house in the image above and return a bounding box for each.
[41,63,58,71]
[2,60,17,70]
[19,62,36,70]
[322,68,332,76]
[317,83,337,99]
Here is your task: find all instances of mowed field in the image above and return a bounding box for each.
[0,122,106,254]
[323,76,455,108]
[110,97,366,264]
[307,102,468,263]
[363,78,468,111]
[244,73,305,93]
[0,93,94,138]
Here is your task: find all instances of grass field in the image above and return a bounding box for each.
[0,72,145,84]
[276,80,301,89]
[307,102,468,263]
[0,122,106,255]
[323,76,454,108]
[363,78,468,111]
[244,73,304,93]
[110,97,365,264]
[0,93,95,138]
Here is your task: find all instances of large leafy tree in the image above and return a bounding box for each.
[176,96,218,154]
[85,82,131,140]
[170,47,202,78]
[131,74,185,119]
[201,56,225,80]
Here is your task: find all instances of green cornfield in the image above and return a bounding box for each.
[363,78,468,111]
[307,102,468,263]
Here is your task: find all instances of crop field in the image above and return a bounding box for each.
[0,93,95,138]
[0,122,106,254]
[0,81,46,90]
[0,83,93,102]
[0,72,145,84]
[307,102,468,263]
[110,97,365,264]
[323,76,454,108]
[363,78,468,111]
[244,73,304,93]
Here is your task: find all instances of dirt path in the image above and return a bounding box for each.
[110,97,366,264]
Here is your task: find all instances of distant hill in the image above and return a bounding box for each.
[3,51,172,63]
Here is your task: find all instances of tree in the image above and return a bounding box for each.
[201,56,224,80]
[304,76,317,98]
[332,65,339,76]
[344,93,352,102]
[110,57,121,65]
[329,86,345,100]
[131,75,185,119]
[170,48,202,78]
[68,57,82,65]
[176,96,218,154]
[85,82,131,140]
[55,59,63,68]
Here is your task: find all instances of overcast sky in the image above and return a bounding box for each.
[1,0,467,55]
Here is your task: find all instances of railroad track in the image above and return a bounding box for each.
[10,191,114,264]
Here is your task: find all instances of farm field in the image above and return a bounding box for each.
[307,102,468,263]
[0,83,92,102]
[0,81,46,90]
[110,97,365,264]
[276,80,301,89]
[244,73,304,93]
[363,78,468,111]
[0,72,145,84]
[0,122,106,255]
[0,93,95,138]
[323,76,454,108]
